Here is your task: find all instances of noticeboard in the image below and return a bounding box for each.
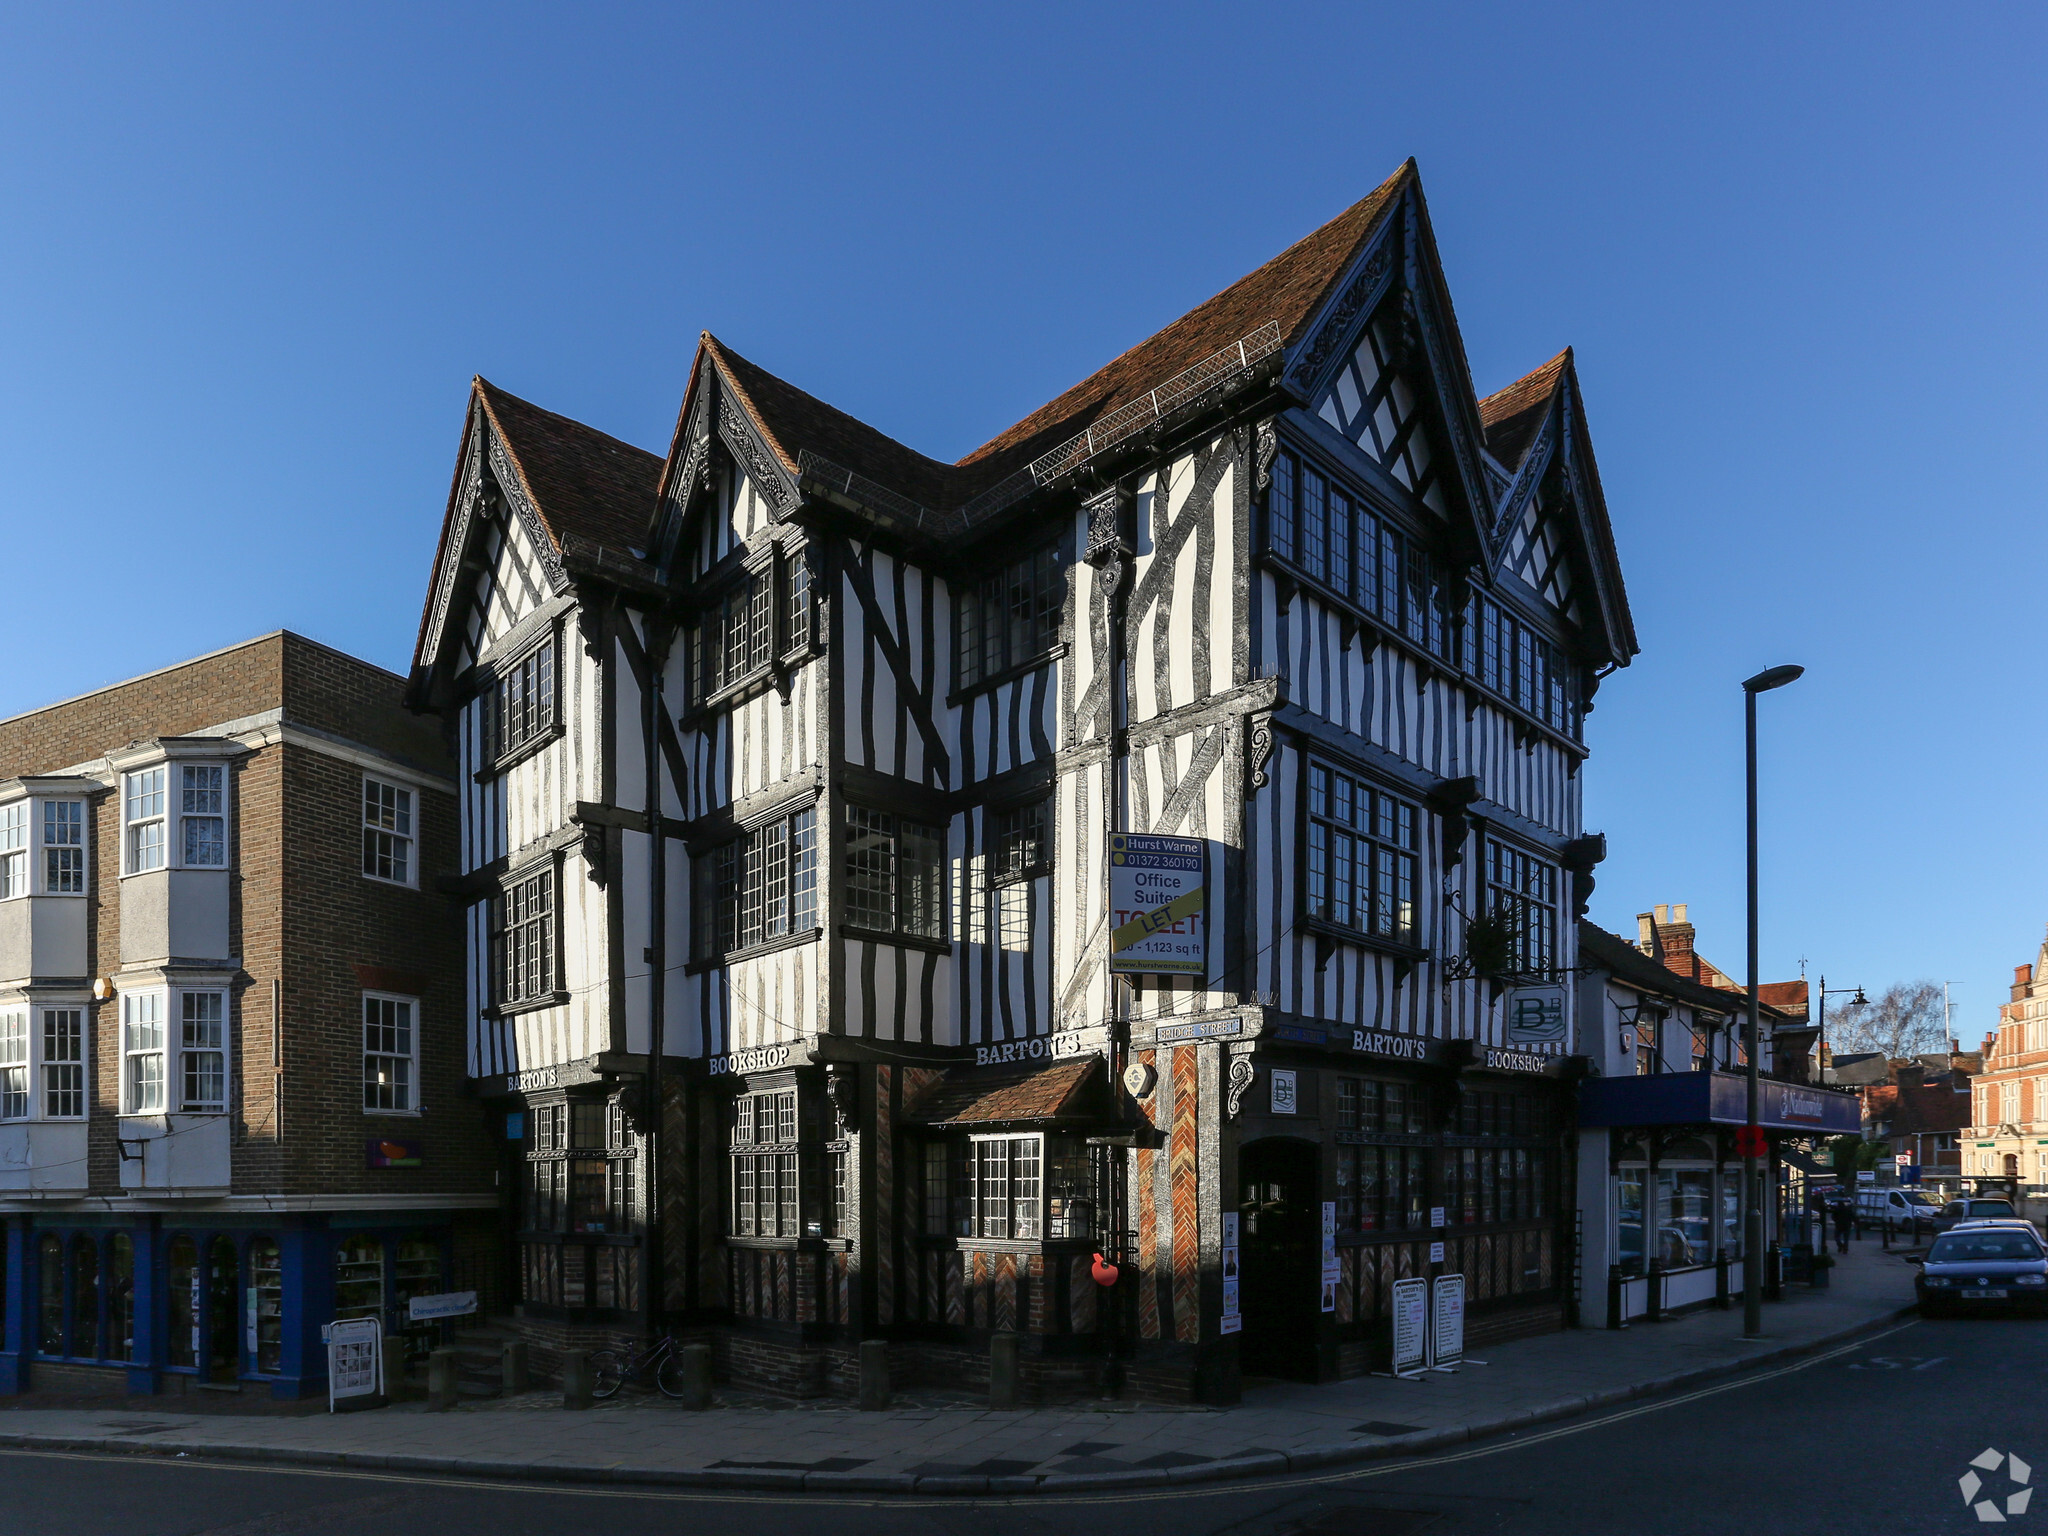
[1431,1273,1466,1371]
[1390,1277,1429,1376]
[1108,834,1207,976]
[326,1316,384,1411]
[1220,1212,1242,1335]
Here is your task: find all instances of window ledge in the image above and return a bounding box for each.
[361,872,420,892]
[948,643,1067,707]
[363,1109,424,1119]
[1298,916,1428,964]
[685,926,822,976]
[685,646,821,722]
[485,990,571,1020]
[474,721,567,783]
[839,925,949,956]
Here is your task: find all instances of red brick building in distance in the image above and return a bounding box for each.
[1633,904,1815,1078]
[0,632,495,1399]
[1960,938,2048,1194]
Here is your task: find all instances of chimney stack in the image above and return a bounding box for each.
[1637,911,1656,953]
[2015,964,2035,1003]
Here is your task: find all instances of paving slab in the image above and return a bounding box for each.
[0,1243,1919,1497]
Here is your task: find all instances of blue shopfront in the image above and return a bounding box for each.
[0,1213,469,1399]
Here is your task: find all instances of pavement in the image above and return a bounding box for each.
[0,1240,1921,1497]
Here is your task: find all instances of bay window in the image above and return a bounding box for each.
[0,802,25,898]
[43,801,84,893]
[693,804,818,960]
[0,1008,26,1120]
[485,638,556,764]
[923,1135,1044,1240]
[844,806,943,940]
[123,768,167,873]
[42,1009,83,1118]
[179,992,226,1112]
[179,765,226,867]
[730,1089,801,1238]
[688,546,813,706]
[954,543,1066,689]
[1484,840,1559,974]
[491,866,557,1008]
[1305,761,1418,945]
[121,992,165,1113]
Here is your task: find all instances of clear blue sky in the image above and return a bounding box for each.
[3,4,2042,1038]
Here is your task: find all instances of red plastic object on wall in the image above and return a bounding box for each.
[1091,1253,1120,1287]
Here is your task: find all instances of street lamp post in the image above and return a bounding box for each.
[1743,663,1804,1339]
[1813,979,1867,1242]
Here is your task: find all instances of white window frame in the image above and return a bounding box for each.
[120,991,166,1114]
[362,991,419,1114]
[122,768,168,875]
[2003,1080,2021,1126]
[361,776,417,888]
[0,802,26,900]
[178,763,228,869]
[40,1007,85,1119]
[178,990,227,1113]
[41,800,86,894]
[0,1007,27,1120]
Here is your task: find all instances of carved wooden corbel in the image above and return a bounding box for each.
[1244,712,1275,797]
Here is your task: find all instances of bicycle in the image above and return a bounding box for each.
[589,1334,698,1399]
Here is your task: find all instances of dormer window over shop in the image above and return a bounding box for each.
[954,544,1064,690]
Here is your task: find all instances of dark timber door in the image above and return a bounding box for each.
[1238,1139,1319,1380]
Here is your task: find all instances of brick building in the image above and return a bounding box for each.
[0,632,495,1399]
[1961,936,2048,1194]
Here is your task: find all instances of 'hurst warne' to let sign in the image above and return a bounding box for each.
[1108,834,1207,977]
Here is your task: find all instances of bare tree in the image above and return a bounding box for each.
[1826,980,1948,1059]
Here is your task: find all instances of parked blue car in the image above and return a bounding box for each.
[1917,1227,2048,1315]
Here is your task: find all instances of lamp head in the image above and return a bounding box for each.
[1851,988,1869,1007]
[1743,664,1805,694]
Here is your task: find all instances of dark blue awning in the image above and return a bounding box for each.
[1578,1071,1860,1134]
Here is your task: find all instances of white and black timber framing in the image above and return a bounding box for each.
[407,158,1640,1401]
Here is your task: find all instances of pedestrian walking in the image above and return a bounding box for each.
[1831,1198,1853,1254]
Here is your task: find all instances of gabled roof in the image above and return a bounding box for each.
[663,165,1418,534]
[961,162,1414,472]
[474,378,664,554]
[411,379,663,680]
[1579,922,1764,1016]
[1479,350,1570,471]
[702,334,966,510]
[900,1057,1104,1125]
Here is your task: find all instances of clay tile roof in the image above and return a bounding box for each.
[475,378,665,555]
[902,1057,1103,1126]
[958,161,1416,475]
[1477,349,1571,470]
[1758,981,1810,1008]
[701,333,963,509]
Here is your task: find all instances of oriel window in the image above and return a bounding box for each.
[1306,762,1418,945]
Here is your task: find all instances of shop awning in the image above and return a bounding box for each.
[901,1056,1106,1126]
[1578,1071,1860,1134]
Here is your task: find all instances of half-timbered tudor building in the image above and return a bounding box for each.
[408,160,1641,1400]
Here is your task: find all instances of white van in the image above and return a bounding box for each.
[1855,1187,1940,1235]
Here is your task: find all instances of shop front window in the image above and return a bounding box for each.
[922,1136,1045,1240]
[70,1235,99,1361]
[249,1237,282,1374]
[395,1237,442,1361]
[1616,1170,1645,1277]
[108,1233,134,1363]
[334,1235,384,1324]
[207,1236,239,1381]
[37,1234,62,1355]
[1336,1144,1427,1233]
[1721,1170,1743,1257]
[167,1236,199,1368]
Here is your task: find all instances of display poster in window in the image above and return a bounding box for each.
[1320,1200,1339,1312]
[1108,833,1207,976]
[245,1287,259,1356]
[1506,984,1567,1049]
[1431,1273,1466,1371]
[1220,1211,1242,1335]
[325,1316,384,1411]
[407,1290,479,1323]
[1271,1068,1298,1115]
[366,1137,422,1169]
[1390,1276,1429,1376]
